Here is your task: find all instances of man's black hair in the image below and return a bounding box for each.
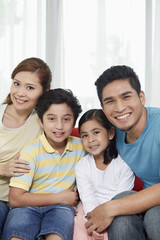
[95,65,141,104]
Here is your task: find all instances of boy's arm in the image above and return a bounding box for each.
[9,186,78,207]
[86,183,160,234]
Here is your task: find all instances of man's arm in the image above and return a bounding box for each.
[86,183,160,234]
[9,187,78,207]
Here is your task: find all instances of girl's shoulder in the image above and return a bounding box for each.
[76,154,94,167]
[111,154,133,172]
[111,154,127,165]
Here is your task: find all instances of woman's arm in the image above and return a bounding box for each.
[9,186,78,207]
[0,153,30,177]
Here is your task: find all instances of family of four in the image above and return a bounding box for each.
[0,58,159,240]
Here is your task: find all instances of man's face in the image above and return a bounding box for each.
[101,79,145,132]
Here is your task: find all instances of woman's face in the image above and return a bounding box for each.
[10,71,43,113]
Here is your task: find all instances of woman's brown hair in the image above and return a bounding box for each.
[3,57,52,105]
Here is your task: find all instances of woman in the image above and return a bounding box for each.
[0,57,52,235]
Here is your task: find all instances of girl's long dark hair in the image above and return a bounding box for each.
[79,109,118,164]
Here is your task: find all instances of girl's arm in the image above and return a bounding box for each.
[76,156,99,215]
[116,156,135,193]
[9,187,78,207]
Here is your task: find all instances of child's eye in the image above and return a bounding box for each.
[93,131,99,135]
[27,86,34,90]
[81,134,88,138]
[49,117,55,121]
[64,118,70,122]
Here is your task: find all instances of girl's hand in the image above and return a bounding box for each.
[92,230,104,240]
[59,189,79,206]
[0,153,30,177]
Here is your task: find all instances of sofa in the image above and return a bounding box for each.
[71,128,144,192]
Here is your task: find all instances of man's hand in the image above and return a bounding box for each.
[85,201,115,234]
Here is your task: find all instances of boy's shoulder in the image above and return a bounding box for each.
[67,136,83,150]
[21,135,42,153]
[69,135,82,142]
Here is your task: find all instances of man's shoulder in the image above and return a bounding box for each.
[147,107,160,117]
[146,107,160,127]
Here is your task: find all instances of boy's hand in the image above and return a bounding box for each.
[59,189,79,206]
[0,153,30,177]
[92,230,104,240]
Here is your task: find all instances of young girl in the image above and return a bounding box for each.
[73,109,135,240]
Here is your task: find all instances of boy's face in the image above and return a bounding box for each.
[40,103,74,150]
[101,79,145,133]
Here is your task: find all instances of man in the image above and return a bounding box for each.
[85,65,160,240]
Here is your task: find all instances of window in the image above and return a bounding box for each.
[1,0,160,115]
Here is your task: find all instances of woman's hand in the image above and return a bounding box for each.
[0,153,30,177]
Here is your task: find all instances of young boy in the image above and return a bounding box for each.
[2,89,85,240]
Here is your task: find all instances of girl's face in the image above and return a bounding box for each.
[10,71,43,113]
[80,119,115,160]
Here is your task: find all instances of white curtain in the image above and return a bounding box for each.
[0,0,46,101]
[0,0,159,113]
[61,0,146,113]
[45,0,64,88]
[145,0,160,107]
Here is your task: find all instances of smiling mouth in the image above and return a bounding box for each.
[15,98,27,104]
[116,113,130,120]
[54,132,64,136]
[89,145,99,150]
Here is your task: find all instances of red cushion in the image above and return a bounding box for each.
[133,175,143,191]
[71,128,143,191]
[71,128,80,137]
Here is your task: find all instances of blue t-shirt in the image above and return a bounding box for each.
[116,107,160,189]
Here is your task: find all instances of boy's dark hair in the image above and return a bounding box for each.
[36,88,82,125]
[95,65,141,105]
[78,109,118,165]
